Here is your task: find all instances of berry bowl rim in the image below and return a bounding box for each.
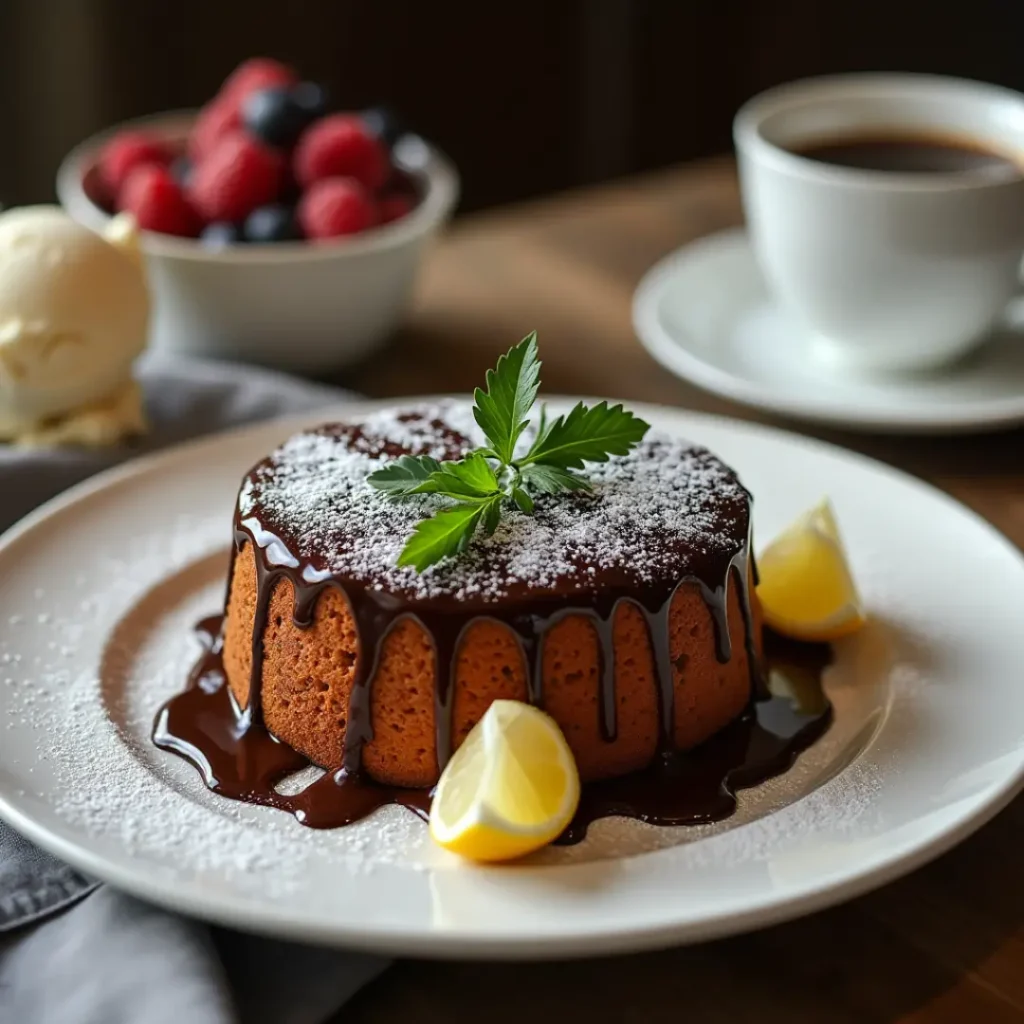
[56,109,460,264]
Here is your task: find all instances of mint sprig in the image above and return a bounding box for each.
[472,330,541,464]
[368,332,650,571]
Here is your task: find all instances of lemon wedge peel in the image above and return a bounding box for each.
[429,700,581,863]
[756,498,867,643]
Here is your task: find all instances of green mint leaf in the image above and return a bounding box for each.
[396,501,493,572]
[472,331,541,464]
[483,496,503,535]
[414,452,500,501]
[369,333,652,573]
[520,401,650,470]
[519,463,591,495]
[511,486,535,513]
[367,454,443,496]
[536,403,549,439]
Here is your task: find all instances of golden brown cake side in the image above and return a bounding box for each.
[223,542,762,787]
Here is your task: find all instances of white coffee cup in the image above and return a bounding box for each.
[734,74,1024,374]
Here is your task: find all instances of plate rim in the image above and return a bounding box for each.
[632,227,1024,435]
[1,396,1023,958]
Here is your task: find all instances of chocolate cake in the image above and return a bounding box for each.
[155,401,831,839]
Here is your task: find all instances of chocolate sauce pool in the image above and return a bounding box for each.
[154,617,831,844]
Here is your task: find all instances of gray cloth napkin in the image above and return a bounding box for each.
[0,355,388,1024]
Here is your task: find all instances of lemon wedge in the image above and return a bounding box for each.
[430,699,580,862]
[757,499,866,642]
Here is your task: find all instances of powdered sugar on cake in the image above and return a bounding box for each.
[238,401,751,600]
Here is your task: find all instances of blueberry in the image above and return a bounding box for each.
[243,87,308,148]
[361,106,405,149]
[244,204,300,243]
[170,156,193,187]
[200,222,243,248]
[291,81,329,121]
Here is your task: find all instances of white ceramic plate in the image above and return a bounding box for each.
[633,228,1024,434]
[1,399,1023,959]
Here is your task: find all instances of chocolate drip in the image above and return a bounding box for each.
[419,610,469,772]
[699,578,733,664]
[633,592,675,752]
[591,608,619,744]
[733,547,765,699]
[340,602,404,775]
[239,532,278,732]
[511,614,546,708]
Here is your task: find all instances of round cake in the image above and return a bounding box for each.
[221,401,763,789]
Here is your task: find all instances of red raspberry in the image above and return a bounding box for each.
[377,194,414,225]
[293,115,389,190]
[100,131,172,198]
[298,178,376,239]
[189,132,284,222]
[220,58,297,111]
[189,99,241,162]
[120,165,201,237]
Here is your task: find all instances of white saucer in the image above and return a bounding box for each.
[633,228,1024,434]
[2,399,1024,957]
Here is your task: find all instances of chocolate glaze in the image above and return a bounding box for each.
[153,414,832,842]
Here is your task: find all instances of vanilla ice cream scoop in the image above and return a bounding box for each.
[0,205,149,446]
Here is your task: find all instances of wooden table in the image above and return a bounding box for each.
[339,158,1024,1024]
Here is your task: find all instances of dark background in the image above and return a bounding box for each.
[1,0,1022,213]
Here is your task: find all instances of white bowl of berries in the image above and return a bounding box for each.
[56,59,459,374]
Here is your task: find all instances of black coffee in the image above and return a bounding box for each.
[791,133,1021,176]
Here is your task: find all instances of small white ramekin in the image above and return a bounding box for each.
[57,111,459,374]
